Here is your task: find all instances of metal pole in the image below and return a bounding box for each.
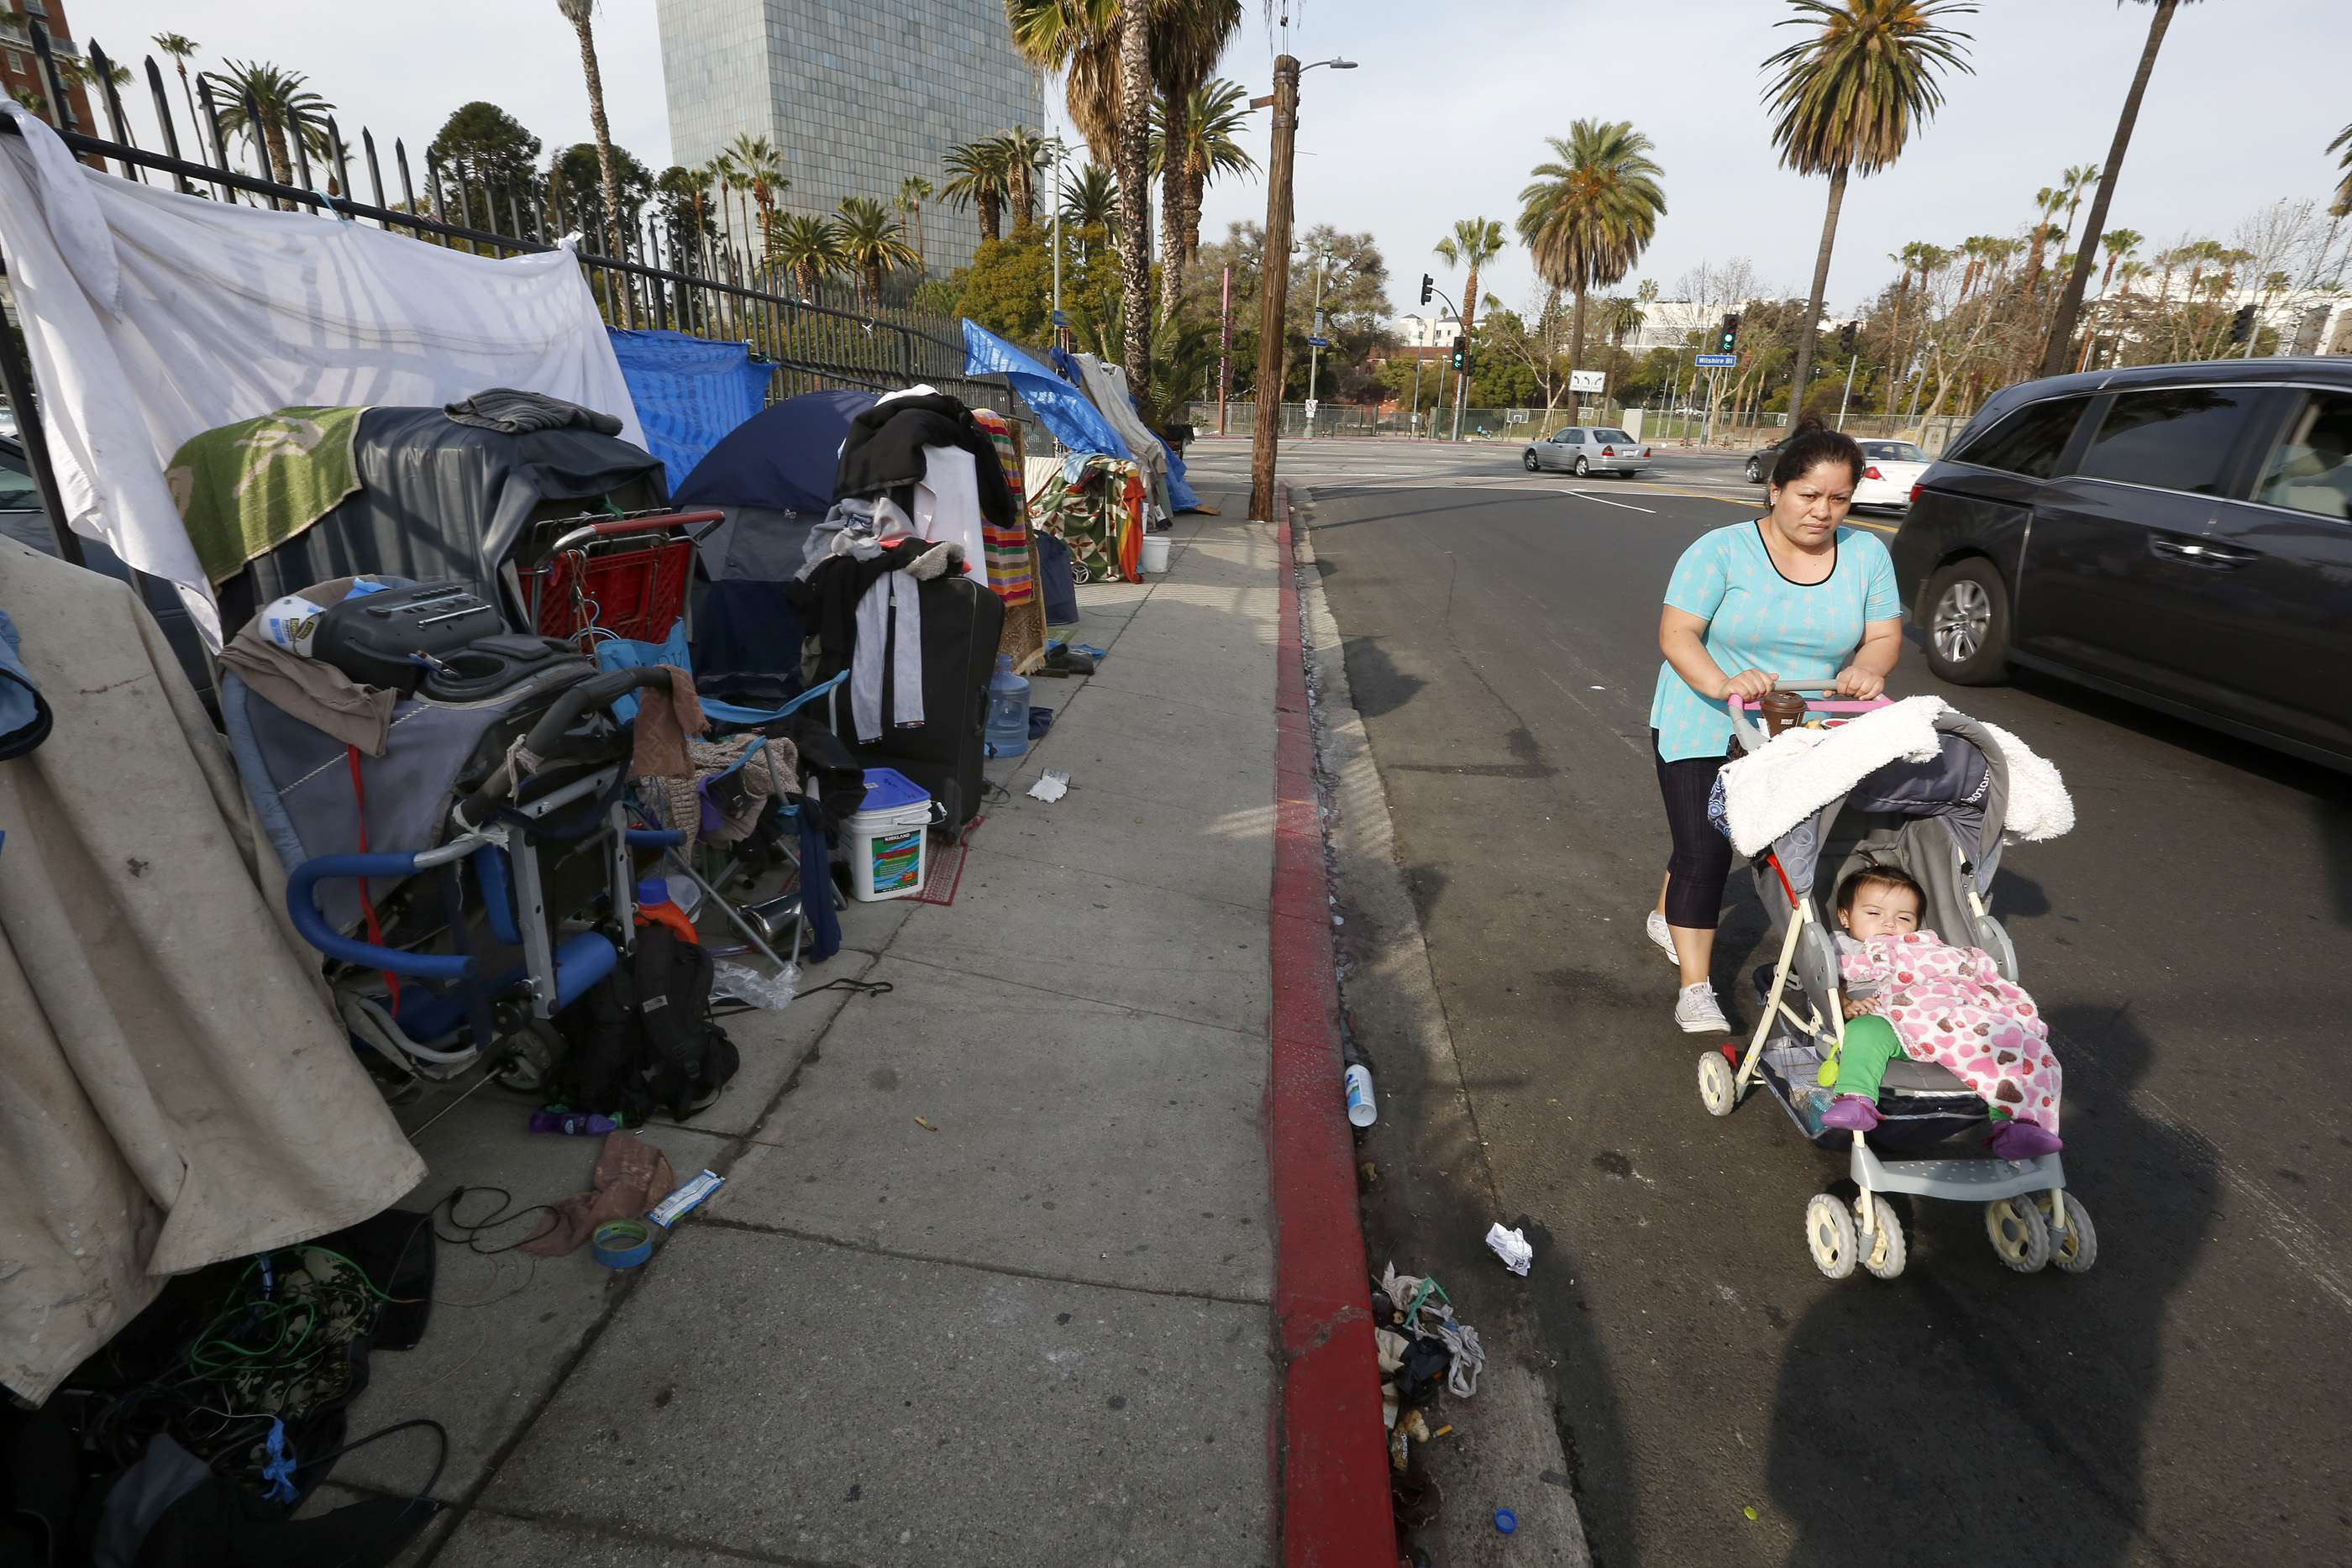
[1217,264,1232,437]
[1408,349,1422,438]
[1247,56,1299,522]
[1305,255,1326,438]
[1836,354,1857,430]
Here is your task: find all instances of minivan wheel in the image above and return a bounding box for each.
[1921,559,2011,685]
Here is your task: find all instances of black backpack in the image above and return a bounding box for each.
[554,924,740,1120]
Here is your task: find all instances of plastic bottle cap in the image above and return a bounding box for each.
[1494,1508,1517,1534]
[636,877,669,907]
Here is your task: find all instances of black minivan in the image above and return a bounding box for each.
[1890,358,2352,771]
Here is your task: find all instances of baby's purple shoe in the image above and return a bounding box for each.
[1988,1120,2063,1160]
[1820,1095,1882,1133]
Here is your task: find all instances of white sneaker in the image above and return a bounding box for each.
[1645,910,1680,966]
[1675,981,1730,1034]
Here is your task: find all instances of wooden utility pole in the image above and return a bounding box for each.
[1249,56,1300,522]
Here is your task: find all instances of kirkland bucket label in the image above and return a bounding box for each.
[871,831,923,893]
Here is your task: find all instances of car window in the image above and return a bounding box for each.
[1595,428,1631,443]
[1562,429,1584,443]
[2253,391,2352,522]
[1861,441,1925,461]
[2078,386,2256,496]
[1950,394,2092,479]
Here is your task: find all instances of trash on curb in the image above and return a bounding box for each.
[648,1169,724,1230]
[712,959,796,1010]
[915,1116,939,1132]
[1027,768,1070,803]
[1343,1062,1377,1127]
[1485,1222,1534,1277]
[1494,1508,1518,1535]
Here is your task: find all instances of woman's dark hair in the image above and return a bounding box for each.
[1835,864,1924,914]
[1769,414,1866,489]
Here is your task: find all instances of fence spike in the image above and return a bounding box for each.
[362,128,387,220]
[327,116,351,201]
[84,39,144,180]
[193,75,238,203]
[140,53,194,194]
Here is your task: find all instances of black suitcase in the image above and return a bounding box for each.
[846,573,1003,828]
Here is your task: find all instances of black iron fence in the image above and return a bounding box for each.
[0,19,1017,566]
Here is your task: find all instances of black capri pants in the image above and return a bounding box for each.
[1654,732,1733,931]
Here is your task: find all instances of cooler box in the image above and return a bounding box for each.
[845,767,933,902]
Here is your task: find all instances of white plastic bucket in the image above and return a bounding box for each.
[1139,533,1172,574]
[846,801,932,901]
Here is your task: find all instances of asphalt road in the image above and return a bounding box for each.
[1193,436,2351,1567]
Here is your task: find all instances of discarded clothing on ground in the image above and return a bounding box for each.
[1377,1263,1487,1403]
[0,604,53,758]
[444,386,624,437]
[521,1132,677,1257]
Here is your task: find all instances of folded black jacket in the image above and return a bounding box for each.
[833,393,1015,527]
[784,539,935,695]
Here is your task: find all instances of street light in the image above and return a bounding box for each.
[1249,55,1362,520]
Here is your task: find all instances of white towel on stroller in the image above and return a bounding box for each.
[1718,695,2074,855]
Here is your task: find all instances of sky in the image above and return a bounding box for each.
[65,0,2352,317]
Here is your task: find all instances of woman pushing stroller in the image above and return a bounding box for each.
[1822,865,2064,1160]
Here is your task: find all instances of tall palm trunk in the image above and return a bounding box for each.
[1158,88,1189,326]
[1567,285,1588,390]
[568,10,623,257]
[261,118,294,186]
[1184,168,1207,264]
[2042,0,2177,376]
[910,205,924,273]
[1115,0,1153,416]
[1787,165,1847,421]
[979,191,1002,244]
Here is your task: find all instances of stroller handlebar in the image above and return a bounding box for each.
[455,666,674,827]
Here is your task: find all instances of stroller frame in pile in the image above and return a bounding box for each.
[1693,684,2097,1283]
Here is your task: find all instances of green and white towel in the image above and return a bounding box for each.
[167,406,365,585]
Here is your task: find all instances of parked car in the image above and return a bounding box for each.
[1743,438,1787,482]
[1523,425,1651,477]
[1890,358,2352,771]
[2,435,213,706]
[1852,439,1930,510]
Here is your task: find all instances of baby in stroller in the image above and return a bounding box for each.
[1818,865,2064,1159]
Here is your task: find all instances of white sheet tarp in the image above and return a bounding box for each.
[0,104,643,646]
[1069,353,1173,523]
[0,538,425,1403]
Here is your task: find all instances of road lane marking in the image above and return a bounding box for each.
[1562,488,1655,513]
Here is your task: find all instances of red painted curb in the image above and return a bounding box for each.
[1267,485,1399,1568]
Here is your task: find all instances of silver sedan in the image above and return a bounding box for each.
[1522,425,1651,478]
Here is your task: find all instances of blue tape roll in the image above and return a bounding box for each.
[592,1219,653,1269]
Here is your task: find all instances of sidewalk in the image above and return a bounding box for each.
[306,491,1387,1566]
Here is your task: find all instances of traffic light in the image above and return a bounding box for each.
[1450,335,1466,370]
[1420,273,1435,307]
[2229,303,2257,345]
[1838,322,1858,354]
[1719,313,1740,354]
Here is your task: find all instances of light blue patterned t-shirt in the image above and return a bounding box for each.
[1648,521,1899,762]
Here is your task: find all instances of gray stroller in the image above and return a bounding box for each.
[1696,690,2097,1282]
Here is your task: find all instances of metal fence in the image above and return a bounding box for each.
[1189,398,1973,455]
[0,20,1021,565]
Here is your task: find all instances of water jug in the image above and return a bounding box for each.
[984,653,1031,759]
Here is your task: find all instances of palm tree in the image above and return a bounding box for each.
[200,60,333,186]
[1061,160,1119,235]
[1148,0,1243,324]
[1432,218,1507,436]
[1515,119,1667,389]
[1005,0,1121,162]
[1114,0,1153,409]
[707,154,739,259]
[769,212,848,298]
[2042,1,2201,376]
[2330,123,2352,218]
[727,133,784,256]
[1599,294,1646,409]
[2021,184,2067,308]
[836,196,919,308]
[942,137,1011,244]
[150,34,202,143]
[897,176,934,275]
[555,3,624,254]
[1153,77,1256,268]
[1762,0,1976,418]
[990,126,1053,228]
[2055,163,2099,259]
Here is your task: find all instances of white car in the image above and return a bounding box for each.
[1522,425,1652,478]
[1852,438,1929,511]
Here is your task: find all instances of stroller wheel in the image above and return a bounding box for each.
[1985,1196,2051,1273]
[1856,1194,1906,1281]
[1804,1193,1858,1280]
[2040,1191,2098,1275]
[1697,1051,1736,1117]
[490,1021,561,1094]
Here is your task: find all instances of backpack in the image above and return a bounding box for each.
[554,923,740,1120]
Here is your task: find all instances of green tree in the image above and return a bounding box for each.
[991,126,1053,228]
[2041,1,2200,374]
[1149,1,1243,324]
[726,133,785,254]
[1516,118,1666,391]
[200,60,333,187]
[1762,0,1976,418]
[554,2,624,254]
[429,102,544,219]
[836,196,920,307]
[1005,0,1121,162]
[2330,123,2352,218]
[898,176,934,275]
[1432,218,1507,433]
[1152,77,1256,269]
[769,212,848,296]
[942,137,1011,244]
[150,33,202,141]
[1061,162,1118,238]
[654,164,711,260]
[551,140,652,246]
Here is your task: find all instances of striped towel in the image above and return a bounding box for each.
[970,410,1036,607]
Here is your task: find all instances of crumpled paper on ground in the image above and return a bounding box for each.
[1027,768,1069,803]
[1485,1222,1534,1277]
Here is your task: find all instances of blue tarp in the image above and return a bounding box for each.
[1159,435,1201,514]
[607,328,776,492]
[671,388,874,512]
[962,320,1129,459]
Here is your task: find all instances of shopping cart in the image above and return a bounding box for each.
[510,509,722,650]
